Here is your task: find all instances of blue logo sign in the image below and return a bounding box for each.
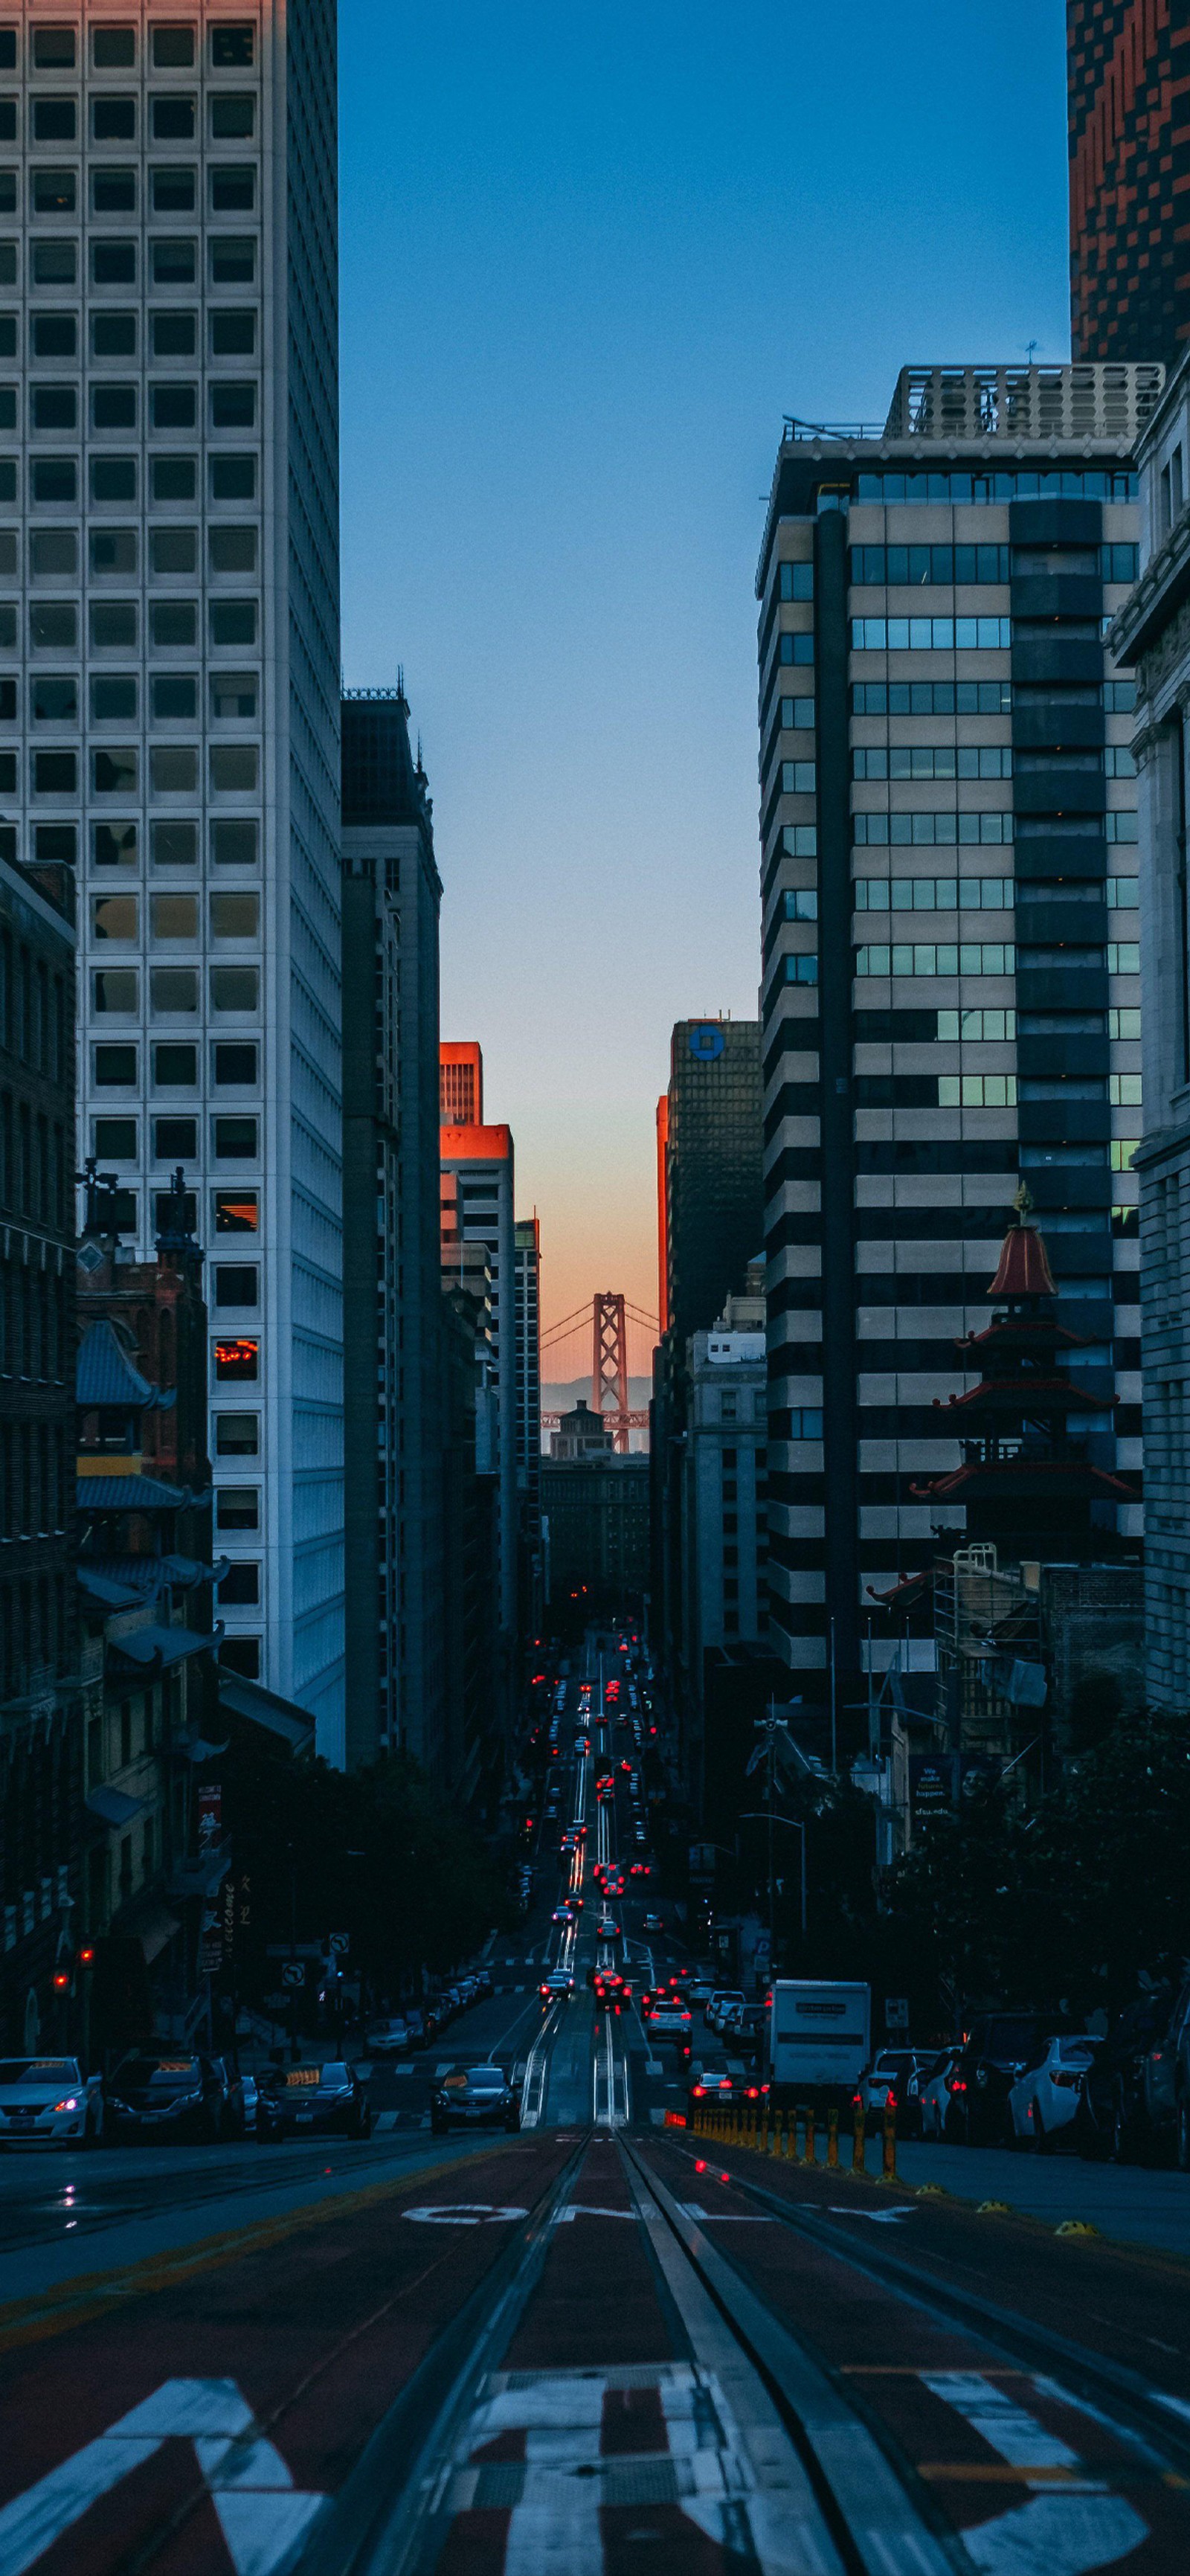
[689,1024,725,1061]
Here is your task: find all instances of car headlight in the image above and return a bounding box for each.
[50,2097,80,2113]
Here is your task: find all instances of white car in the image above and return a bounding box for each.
[919,2048,961,2140]
[366,2017,410,2055]
[0,2055,104,2146]
[647,2000,692,2044]
[1008,2035,1101,2151]
[706,1990,744,2031]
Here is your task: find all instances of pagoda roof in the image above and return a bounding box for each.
[866,1568,933,1609]
[958,1315,1090,1357]
[936,1376,1111,1417]
[77,1319,174,1410]
[988,1221,1055,1300]
[912,1460,1135,1501]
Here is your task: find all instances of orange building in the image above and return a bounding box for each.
[440,1041,483,1127]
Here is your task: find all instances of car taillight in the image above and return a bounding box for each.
[746,2087,759,2099]
[852,2091,862,2106]
[692,2085,706,2097]
[886,2091,897,2107]
[949,2078,966,2092]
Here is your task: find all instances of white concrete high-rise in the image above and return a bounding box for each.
[5,4,344,1745]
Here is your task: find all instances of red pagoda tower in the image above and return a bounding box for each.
[913,1189,1133,1565]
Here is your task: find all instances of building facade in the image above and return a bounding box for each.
[1068,0,1190,370]
[662,1017,762,1354]
[440,1076,517,1649]
[758,364,1149,1719]
[1112,345,1190,1706]
[2,1,345,1744]
[340,687,444,1773]
[541,1452,650,1605]
[684,1265,768,1657]
[0,844,78,2047]
[513,1213,542,1640]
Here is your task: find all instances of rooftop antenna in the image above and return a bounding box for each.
[1025,338,1038,364]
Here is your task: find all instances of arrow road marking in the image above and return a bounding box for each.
[921,2371,1148,2575]
[402,2204,530,2226]
[828,2206,915,2223]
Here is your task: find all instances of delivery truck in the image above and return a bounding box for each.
[768,1979,871,2104]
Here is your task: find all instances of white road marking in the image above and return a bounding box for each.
[403,2203,529,2226]
[681,2203,772,2223]
[552,2203,636,2223]
[0,2377,326,2576]
[828,2205,915,2223]
[920,2372,1148,2576]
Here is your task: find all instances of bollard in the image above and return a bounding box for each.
[852,2100,866,2173]
[882,2099,897,2180]
[780,2109,791,2159]
[827,2104,839,2169]
[805,2103,817,2171]
[794,2103,806,2165]
[759,2104,769,2155]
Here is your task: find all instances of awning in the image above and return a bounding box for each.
[112,1895,182,1963]
[217,1671,316,1756]
[108,1624,221,1674]
[178,1733,231,1764]
[86,1785,147,1828]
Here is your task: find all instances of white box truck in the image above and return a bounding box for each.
[768,1980,871,2101]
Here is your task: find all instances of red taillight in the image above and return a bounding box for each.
[886,2091,897,2108]
[950,2078,967,2092]
[692,2084,707,2097]
[746,2087,759,2099]
[852,2091,862,2106]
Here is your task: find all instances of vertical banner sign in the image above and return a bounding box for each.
[197,1785,222,1849]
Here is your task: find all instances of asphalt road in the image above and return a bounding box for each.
[7,1630,1190,2572]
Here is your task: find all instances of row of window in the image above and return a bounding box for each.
[850,681,1015,716]
[0,22,255,71]
[0,523,251,575]
[855,944,1017,977]
[94,1038,257,1087]
[8,94,258,146]
[13,672,259,721]
[852,876,1014,911]
[5,163,257,219]
[4,452,257,502]
[15,319,258,369]
[850,469,1137,504]
[4,236,256,291]
[94,1125,260,1190]
[91,890,257,939]
[852,617,1013,652]
[10,597,258,647]
[849,542,1138,587]
[20,744,260,793]
[18,818,257,869]
[0,1104,70,1226]
[92,963,258,1010]
[852,811,1014,845]
[0,931,68,1079]
[853,745,1014,780]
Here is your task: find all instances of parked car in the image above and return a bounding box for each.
[855,2050,933,2139]
[0,2055,105,2148]
[706,1990,745,2033]
[404,2009,427,2051]
[919,2049,961,2141]
[948,2013,1055,2145]
[1076,1990,1173,2162]
[1008,2035,1101,2151]
[367,2017,411,2056]
[257,2061,372,2141]
[105,2052,228,2144]
[642,1913,665,1935]
[721,2004,768,2063]
[431,2064,520,2136]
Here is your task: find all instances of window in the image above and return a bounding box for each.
[210,599,257,647]
[219,1637,260,1677]
[93,747,138,793]
[850,543,1010,585]
[853,875,1013,911]
[213,1115,257,1159]
[210,94,255,138]
[1109,1073,1142,1105]
[853,745,1012,781]
[150,383,196,428]
[215,1413,259,1454]
[91,894,138,942]
[1106,876,1139,908]
[151,237,195,284]
[150,455,196,501]
[851,617,1012,652]
[209,891,258,940]
[210,236,255,284]
[210,744,258,793]
[782,889,818,922]
[89,527,136,574]
[94,1117,137,1159]
[784,954,819,985]
[1103,681,1136,713]
[93,968,138,1014]
[150,164,196,212]
[219,1563,261,1608]
[31,384,77,431]
[780,759,816,795]
[788,1408,823,1439]
[1109,1007,1142,1040]
[94,1043,138,1085]
[936,1008,1017,1041]
[150,599,197,648]
[33,170,77,213]
[1107,944,1141,974]
[93,823,138,868]
[213,1186,257,1229]
[213,1337,258,1381]
[153,1115,197,1157]
[215,1264,257,1308]
[32,749,77,793]
[216,1485,259,1528]
[209,524,257,574]
[213,1040,258,1085]
[937,1073,1017,1106]
[851,680,1012,717]
[782,824,817,859]
[1100,542,1139,583]
[210,455,255,500]
[92,314,138,362]
[92,167,135,213]
[1103,745,1136,779]
[151,745,198,792]
[778,697,814,731]
[150,893,197,939]
[91,457,136,502]
[210,164,255,211]
[856,942,1015,977]
[31,98,78,144]
[150,966,198,1013]
[1110,1140,1139,1172]
[151,819,197,867]
[30,460,77,504]
[853,811,1013,847]
[210,671,257,719]
[90,600,137,649]
[92,97,135,141]
[150,96,196,141]
[151,672,197,720]
[210,308,255,356]
[151,310,196,359]
[94,28,137,68]
[212,818,259,867]
[777,561,813,600]
[777,633,814,666]
[30,306,77,356]
[150,524,197,573]
[92,240,136,284]
[153,1042,196,1085]
[91,675,137,721]
[33,675,78,722]
[152,24,196,67]
[210,966,258,1012]
[34,823,75,864]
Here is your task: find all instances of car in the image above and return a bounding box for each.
[1009,2035,1101,2151]
[0,2055,105,2148]
[854,2051,933,2139]
[596,1915,620,1937]
[706,1990,744,2032]
[404,2009,428,2050]
[257,2061,372,2141]
[367,2017,411,2056]
[721,2003,768,2063]
[947,2013,1057,2145]
[469,1967,495,2001]
[1076,1991,1171,2162]
[539,1971,574,2002]
[648,2000,692,2052]
[594,1973,625,2011]
[918,2049,961,2140]
[551,1906,574,1925]
[642,1912,665,1934]
[686,2057,766,2123]
[431,2064,520,2136]
[105,2052,229,2144]
[686,1979,716,2008]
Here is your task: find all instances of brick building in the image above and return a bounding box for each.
[1068,0,1190,368]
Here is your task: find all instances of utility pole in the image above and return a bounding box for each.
[829,1618,838,1774]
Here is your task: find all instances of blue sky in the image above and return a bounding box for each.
[338,1,1070,1340]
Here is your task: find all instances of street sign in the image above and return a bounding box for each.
[328,1931,350,1955]
[198,1938,222,1979]
[266,1943,322,1959]
[281,1961,305,1988]
[885,1997,910,2030]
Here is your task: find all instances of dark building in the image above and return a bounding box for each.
[341,689,446,1774]
[542,1454,651,1609]
[663,1019,763,1354]
[756,364,1148,1737]
[1068,0,1190,369]
[514,1217,544,1641]
[0,851,78,2049]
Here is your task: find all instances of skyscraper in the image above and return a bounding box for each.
[341,687,444,1773]
[1068,1,1190,367]
[513,1213,542,1640]
[758,364,1149,1717]
[662,1018,763,1352]
[11,4,344,1742]
[440,1069,517,1665]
